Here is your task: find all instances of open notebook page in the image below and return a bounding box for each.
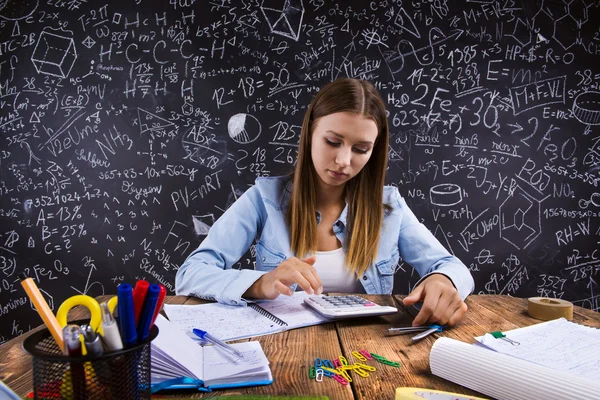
[163,301,282,341]
[475,318,600,380]
[253,291,331,329]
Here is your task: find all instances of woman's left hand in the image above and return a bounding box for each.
[402,274,467,327]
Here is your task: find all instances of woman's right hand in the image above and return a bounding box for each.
[244,256,323,300]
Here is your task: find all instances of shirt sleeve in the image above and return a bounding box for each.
[175,184,267,306]
[395,190,475,300]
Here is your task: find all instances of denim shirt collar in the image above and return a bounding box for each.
[315,201,349,230]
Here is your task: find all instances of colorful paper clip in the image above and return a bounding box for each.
[352,366,369,378]
[490,331,520,346]
[314,358,322,367]
[354,363,376,372]
[351,350,367,362]
[339,355,348,366]
[309,366,316,379]
[337,368,352,382]
[359,349,373,360]
[320,366,340,376]
[332,374,349,385]
[315,368,324,382]
[322,359,334,369]
[381,359,401,367]
[333,358,342,368]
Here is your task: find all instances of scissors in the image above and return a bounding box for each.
[56,295,118,354]
[387,324,445,341]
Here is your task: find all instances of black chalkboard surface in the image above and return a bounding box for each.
[1,0,599,343]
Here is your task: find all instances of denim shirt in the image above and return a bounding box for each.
[175,176,474,306]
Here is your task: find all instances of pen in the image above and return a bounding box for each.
[132,280,149,325]
[63,324,83,357]
[81,324,104,357]
[99,301,123,352]
[117,283,137,348]
[137,284,160,343]
[62,324,86,399]
[18,273,64,350]
[192,328,244,360]
[150,284,167,326]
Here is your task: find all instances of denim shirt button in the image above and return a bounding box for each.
[362,275,368,281]
[262,257,266,261]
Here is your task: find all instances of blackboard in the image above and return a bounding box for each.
[1,0,599,343]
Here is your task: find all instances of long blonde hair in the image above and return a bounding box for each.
[286,78,389,276]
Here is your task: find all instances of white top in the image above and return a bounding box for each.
[313,247,363,293]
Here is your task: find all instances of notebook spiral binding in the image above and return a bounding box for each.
[249,303,289,326]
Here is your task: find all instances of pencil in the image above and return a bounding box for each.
[19,273,64,349]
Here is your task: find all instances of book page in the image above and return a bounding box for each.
[163,302,283,341]
[152,314,205,381]
[203,341,270,383]
[255,291,331,329]
[475,318,600,380]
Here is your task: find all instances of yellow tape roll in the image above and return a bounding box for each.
[527,297,573,321]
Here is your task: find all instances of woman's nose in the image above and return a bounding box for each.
[335,147,352,167]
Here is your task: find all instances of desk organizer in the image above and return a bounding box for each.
[23,319,158,400]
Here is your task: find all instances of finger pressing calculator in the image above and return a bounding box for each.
[304,295,398,319]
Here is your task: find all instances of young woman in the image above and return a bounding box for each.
[176,78,474,326]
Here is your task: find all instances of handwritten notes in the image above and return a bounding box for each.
[476,318,600,380]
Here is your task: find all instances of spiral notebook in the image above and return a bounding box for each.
[163,291,331,342]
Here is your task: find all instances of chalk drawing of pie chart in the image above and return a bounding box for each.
[430,183,462,206]
[228,113,261,144]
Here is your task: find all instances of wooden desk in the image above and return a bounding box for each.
[1,295,599,399]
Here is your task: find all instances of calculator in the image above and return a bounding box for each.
[304,295,398,319]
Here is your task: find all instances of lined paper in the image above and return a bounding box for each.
[476,318,600,380]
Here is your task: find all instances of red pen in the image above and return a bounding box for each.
[132,280,149,325]
[150,284,167,326]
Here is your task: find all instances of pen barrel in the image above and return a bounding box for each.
[117,283,138,347]
[137,284,161,343]
[85,336,104,357]
[100,323,124,352]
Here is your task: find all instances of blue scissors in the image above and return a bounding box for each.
[387,324,445,341]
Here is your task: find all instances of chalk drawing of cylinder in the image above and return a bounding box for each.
[430,183,462,206]
[228,113,262,144]
[572,91,600,125]
[31,30,77,78]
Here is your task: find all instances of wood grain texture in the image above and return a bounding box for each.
[1,295,598,399]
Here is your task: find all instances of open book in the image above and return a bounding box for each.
[150,314,272,392]
[163,291,331,342]
[430,318,600,400]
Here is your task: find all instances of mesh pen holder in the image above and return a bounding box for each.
[23,319,158,400]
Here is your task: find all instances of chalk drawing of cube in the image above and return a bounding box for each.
[31,31,77,78]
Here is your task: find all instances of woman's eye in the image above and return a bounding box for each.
[354,148,368,154]
[325,139,341,147]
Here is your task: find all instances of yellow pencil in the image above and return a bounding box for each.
[19,273,64,350]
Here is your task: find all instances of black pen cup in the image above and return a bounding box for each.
[23,318,158,400]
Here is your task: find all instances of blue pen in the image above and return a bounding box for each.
[137,284,160,343]
[117,283,138,347]
[192,328,244,360]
